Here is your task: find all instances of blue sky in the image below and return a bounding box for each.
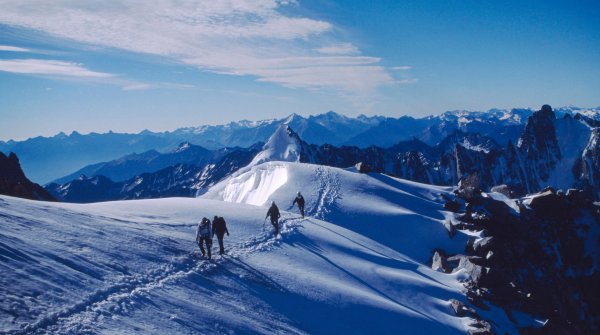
[1,0,599,141]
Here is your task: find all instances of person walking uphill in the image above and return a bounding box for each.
[292,191,305,218]
[212,216,229,255]
[196,217,212,259]
[266,201,281,235]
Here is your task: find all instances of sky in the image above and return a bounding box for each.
[0,0,599,141]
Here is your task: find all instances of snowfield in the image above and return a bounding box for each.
[2,162,504,334]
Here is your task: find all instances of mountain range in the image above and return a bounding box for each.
[3,106,599,184]
[44,105,600,203]
[45,144,262,203]
[2,106,599,334]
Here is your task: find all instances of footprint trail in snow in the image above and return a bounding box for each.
[19,216,305,335]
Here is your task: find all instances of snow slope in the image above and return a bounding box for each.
[204,162,468,262]
[2,162,514,334]
[547,116,592,190]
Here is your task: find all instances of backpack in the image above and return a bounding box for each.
[214,217,226,232]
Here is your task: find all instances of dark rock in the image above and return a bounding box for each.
[355,161,372,173]
[444,199,460,212]
[452,182,600,333]
[566,188,594,204]
[457,171,481,200]
[473,237,494,256]
[565,188,580,201]
[0,152,55,201]
[517,105,561,193]
[483,197,514,221]
[527,190,566,216]
[466,290,490,310]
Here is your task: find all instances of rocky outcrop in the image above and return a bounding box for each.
[517,105,561,192]
[437,188,599,334]
[0,152,55,201]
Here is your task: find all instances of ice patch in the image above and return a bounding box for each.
[220,164,288,206]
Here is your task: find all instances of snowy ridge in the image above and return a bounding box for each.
[204,162,468,262]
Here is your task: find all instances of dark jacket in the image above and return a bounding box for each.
[212,216,229,237]
[266,204,280,220]
[293,195,305,207]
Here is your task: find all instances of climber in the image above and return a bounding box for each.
[292,191,305,218]
[265,201,281,235]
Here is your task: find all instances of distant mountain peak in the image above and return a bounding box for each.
[175,141,192,152]
[283,113,301,125]
[249,124,303,166]
[319,110,349,122]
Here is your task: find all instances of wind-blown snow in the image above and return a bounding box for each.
[2,162,517,334]
[221,163,288,206]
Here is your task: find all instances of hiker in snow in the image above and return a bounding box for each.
[292,191,305,218]
[212,215,230,255]
[266,201,281,235]
[196,217,212,259]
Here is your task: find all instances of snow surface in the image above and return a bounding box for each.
[0,162,536,334]
[2,162,524,334]
[204,162,468,262]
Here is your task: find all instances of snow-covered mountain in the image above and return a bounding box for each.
[52,142,247,185]
[4,107,598,184]
[249,124,304,166]
[2,161,537,334]
[46,144,262,203]
[47,105,600,203]
[296,106,600,198]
